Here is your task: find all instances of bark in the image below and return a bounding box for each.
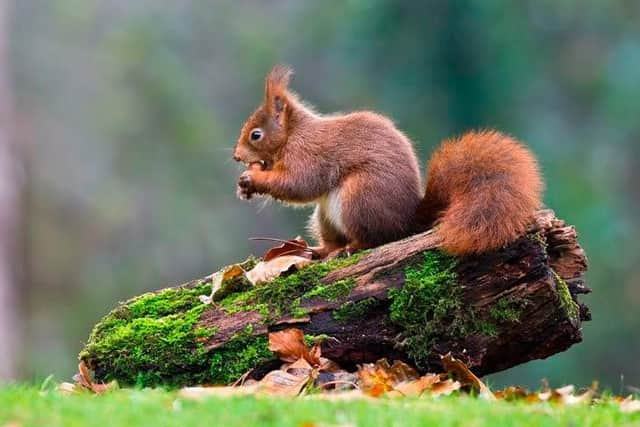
[81,209,590,386]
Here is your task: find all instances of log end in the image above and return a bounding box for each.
[78,279,275,387]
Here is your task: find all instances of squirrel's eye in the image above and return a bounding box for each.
[249,129,263,142]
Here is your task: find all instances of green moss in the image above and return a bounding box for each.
[304,334,331,346]
[79,281,276,387]
[291,306,311,318]
[333,297,381,322]
[388,250,502,368]
[388,251,460,366]
[489,297,522,323]
[80,287,215,387]
[220,253,364,319]
[210,257,259,302]
[471,318,499,337]
[552,270,580,321]
[80,254,365,387]
[208,330,273,385]
[302,278,357,302]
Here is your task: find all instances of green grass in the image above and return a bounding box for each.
[1,386,638,427]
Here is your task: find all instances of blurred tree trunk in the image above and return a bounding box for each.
[0,0,21,382]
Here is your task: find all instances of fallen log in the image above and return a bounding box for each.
[79,209,590,387]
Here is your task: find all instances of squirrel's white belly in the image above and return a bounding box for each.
[318,188,346,235]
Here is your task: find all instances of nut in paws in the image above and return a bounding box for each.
[237,171,256,200]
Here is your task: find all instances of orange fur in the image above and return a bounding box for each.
[416,130,543,255]
[234,66,543,256]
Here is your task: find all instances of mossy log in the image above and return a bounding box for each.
[79,210,590,387]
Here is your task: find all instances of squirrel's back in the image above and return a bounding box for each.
[417,130,543,255]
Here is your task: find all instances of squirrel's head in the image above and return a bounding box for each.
[234,65,293,171]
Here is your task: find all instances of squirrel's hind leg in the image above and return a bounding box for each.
[307,205,349,259]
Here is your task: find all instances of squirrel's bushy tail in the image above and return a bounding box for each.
[417,130,543,256]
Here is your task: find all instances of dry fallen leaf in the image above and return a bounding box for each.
[619,396,640,413]
[199,238,316,302]
[357,360,422,397]
[285,356,314,375]
[246,256,314,285]
[430,378,462,396]
[72,361,118,394]
[257,369,313,397]
[441,353,495,400]
[199,264,247,304]
[257,237,314,261]
[357,359,464,398]
[357,360,398,397]
[269,328,322,366]
[393,373,442,396]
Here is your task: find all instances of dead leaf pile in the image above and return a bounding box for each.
[357,359,459,397]
[65,326,640,414]
[179,328,465,400]
[173,328,640,414]
[180,328,357,399]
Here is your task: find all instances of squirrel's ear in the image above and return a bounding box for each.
[264,65,293,126]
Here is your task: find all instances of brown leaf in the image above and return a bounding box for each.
[430,379,462,396]
[73,361,118,394]
[285,356,314,377]
[199,264,247,304]
[357,359,468,398]
[319,357,343,373]
[357,360,396,397]
[260,238,313,261]
[257,369,311,397]
[246,256,313,285]
[268,328,321,366]
[393,373,442,396]
[357,359,420,397]
[441,353,495,400]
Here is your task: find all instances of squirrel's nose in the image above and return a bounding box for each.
[233,154,241,162]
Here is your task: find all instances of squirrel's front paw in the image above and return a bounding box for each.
[237,171,256,200]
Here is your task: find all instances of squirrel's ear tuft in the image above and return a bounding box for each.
[266,65,293,93]
[265,65,293,125]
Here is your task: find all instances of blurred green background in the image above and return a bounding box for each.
[2,0,638,389]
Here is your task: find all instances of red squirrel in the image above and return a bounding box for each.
[233,65,543,258]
